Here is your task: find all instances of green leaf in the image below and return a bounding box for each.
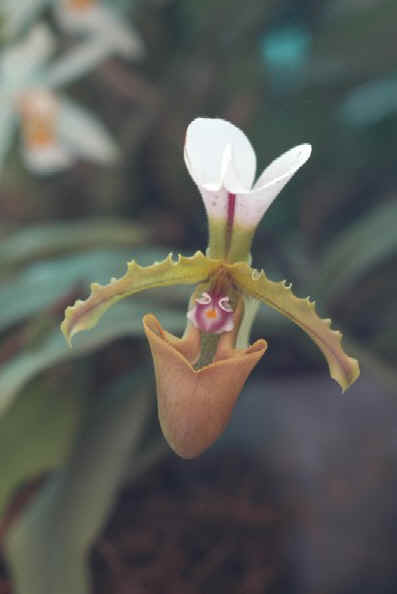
[0,219,151,270]
[0,248,168,332]
[0,302,186,417]
[0,96,15,172]
[4,374,152,594]
[316,199,397,300]
[62,251,220,344]
[229,261,360,392]
[0,364,89,515]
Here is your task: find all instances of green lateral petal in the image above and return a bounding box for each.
[228,262,360,392]
[61,251,219,344]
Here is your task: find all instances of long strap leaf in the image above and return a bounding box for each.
[4,374,152,594]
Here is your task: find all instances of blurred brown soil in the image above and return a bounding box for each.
[93,452,292,594]
[0,452,291,594]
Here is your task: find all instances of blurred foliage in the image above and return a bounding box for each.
[1,0,397,593]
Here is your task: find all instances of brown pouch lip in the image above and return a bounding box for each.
[143,313,201,366]
[143,313,267,459]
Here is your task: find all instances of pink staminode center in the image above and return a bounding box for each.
[187,291,234,334]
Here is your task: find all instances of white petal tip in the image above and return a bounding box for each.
[23,145,74,174]
[296,142,312,163]
[184,117,256,195]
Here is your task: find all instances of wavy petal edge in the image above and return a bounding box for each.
[227,262,360,392]
[61,251,220,345]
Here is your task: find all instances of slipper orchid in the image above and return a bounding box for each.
[62,117,360,458]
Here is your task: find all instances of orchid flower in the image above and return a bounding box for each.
[0,25,119,174]
[19,88,73,173]
[54,0,144,59]
[61,117,360,459]
[1,0,51,38]
[17,87,119,173]
[2,0,143,60]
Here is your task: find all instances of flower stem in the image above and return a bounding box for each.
[194,332,220,369]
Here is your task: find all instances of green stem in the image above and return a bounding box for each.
[194,332,221,369]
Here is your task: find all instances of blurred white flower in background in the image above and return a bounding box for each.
[19,89,73,173]
[0,24,120,174]
[2,0,144,60]
[1,0,51,38]
[1,24,55,92]
[55,0,144,59]
[18,88,120,174]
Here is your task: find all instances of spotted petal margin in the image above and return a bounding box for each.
[61,251,220,345]
[228,262,360,392]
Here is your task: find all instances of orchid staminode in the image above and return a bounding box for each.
[62,117,360,459]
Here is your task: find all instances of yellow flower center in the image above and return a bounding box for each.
[26,122,55,148]
[205,309,218,319]
[20,90,57,149]
[66,0,96,11]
